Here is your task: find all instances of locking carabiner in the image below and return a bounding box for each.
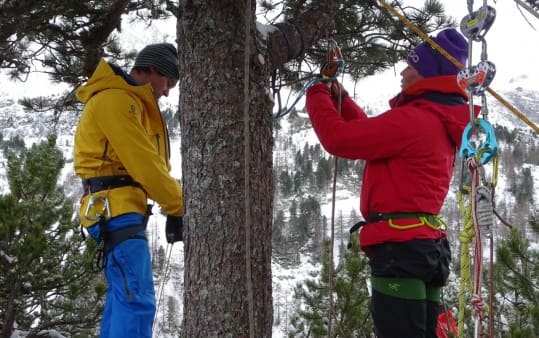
[84,194,111,222]
[459,118,498,165]
[321,39,345,79]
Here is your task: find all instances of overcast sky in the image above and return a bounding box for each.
[429,0,539,84]
[1,1,537,101]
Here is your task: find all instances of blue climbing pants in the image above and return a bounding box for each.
[99,237,155,338]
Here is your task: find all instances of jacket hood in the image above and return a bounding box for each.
[76,60,155,107]
[390,75,480,147]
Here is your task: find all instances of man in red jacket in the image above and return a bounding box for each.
[306,28,476,337]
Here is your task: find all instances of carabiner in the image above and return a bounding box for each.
[322,39,345,79]
[84,194,111,222]
[459,119,498,165]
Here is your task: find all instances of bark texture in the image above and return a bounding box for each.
[178,0,274,336]
[178,1,333,336]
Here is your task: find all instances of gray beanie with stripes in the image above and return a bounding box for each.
[133,43,179,81]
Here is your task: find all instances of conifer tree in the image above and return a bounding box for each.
[493,227,539,337]
[0,135,105,337]
[288,238,373,337]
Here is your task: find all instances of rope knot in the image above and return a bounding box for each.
[465,156,480,171]
[471,293,485,319]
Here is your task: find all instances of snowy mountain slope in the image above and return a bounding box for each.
[2,72,537,336]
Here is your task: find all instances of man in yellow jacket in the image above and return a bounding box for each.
[74,43,184,338]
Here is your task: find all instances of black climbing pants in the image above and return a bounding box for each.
[367,238,451,338]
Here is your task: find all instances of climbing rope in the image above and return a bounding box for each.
[456,2,516,336]
[456,2,498,336]
[376,0,539,134]
[273,38,344,118]
[323,34,346,338]
[152,242,174,336]
[457,1,499,336]
[457,152,503,337]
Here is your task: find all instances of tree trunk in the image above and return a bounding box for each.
[1,283,19,338]
[178,0,274,336]
[177,0,333,335]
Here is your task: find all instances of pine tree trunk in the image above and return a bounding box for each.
[1,284,18,337]
[178,0,274,336]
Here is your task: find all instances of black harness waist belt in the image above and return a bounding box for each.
[103,224,147,254]
[82,175,142,195]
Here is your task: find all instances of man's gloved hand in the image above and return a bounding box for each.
[165,215,183,243]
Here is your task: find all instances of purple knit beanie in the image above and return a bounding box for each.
[407,28,468,78]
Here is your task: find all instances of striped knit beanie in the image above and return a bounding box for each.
[133,43,179,81]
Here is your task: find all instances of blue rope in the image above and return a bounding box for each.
[274,60,344,119]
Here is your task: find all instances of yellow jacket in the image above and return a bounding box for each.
[74,60,183,227]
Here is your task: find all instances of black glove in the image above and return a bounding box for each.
[165,215,183,243]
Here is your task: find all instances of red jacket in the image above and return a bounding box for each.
[305,76,479,249]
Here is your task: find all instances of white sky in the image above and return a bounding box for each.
[429,0,539,85]
[1,1,538,101]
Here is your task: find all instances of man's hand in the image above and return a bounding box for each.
[165,215,183,243]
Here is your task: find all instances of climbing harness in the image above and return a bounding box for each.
[274,39,345,118]
[373,1,520,337]
[81,175,147,271]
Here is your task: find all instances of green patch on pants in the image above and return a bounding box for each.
[371,276,440,302]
